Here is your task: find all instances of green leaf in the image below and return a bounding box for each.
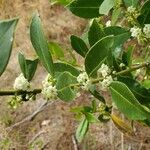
[67,0,104,19]
[122,46,134,67]
[48,42,64,59]
[142,80,150,89]
[110,81,150,120]
[85,112,99,123]
[99,0,115,15]
[104,26,130,49]
[118,76,150,107]
[54,62,80,77]
[56,72,77,102]
[71,35,89,57]
[30,14,54,76]
[89,85,105,103]
[126,46,134,67]
[137,0,150,26]
[0,18,18,76]
[18,53,38,81]
[123,0,139,7]
[88,19,105,47]
[111,8,121,25]
[85,36,114,77]
[92,100,97,113]
[81,30,89,45]
[51,0,72,5]
[75,118,89,143]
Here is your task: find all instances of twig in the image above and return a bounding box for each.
[109,120,114,150]
[7,101,55,130]
[41,141,50,150]
[138,142,143,150]
[0,61,149,96]
[121,115,125,150]
[72,135,79,150]
[28,130,46,145]
[0,89,41,96]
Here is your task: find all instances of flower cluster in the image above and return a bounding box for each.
[143,24,150,39]
[98,64,113,91]
[77,72,91,90]
[130,26,146,44]
[98,64,111,78]
[127,6,136,14]
[42,74,57,100]
[130,24,150,44]
[13,73,31,91]
[8,96,22,109]
[99,76,113,91]
[130,26,142,38]
[126,6,139,23]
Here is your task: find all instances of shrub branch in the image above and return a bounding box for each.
[0,61,149,96]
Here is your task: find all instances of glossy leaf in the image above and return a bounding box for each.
[104,26,130,49]
[85,36,114,77]
[18,53,38,81]
[88,19,105,47]
[118,76,150,107]
[54,62,80,77]
[76,118,89,142]
[99,0,115,15]
[30,14,54,76]
[110,81,150,120]
[71,35,89,57]
[56,72,77,102]
[0,18,18,76]
[137,0,150,26]
[67,0,104,19]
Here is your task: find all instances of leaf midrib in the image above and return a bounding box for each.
[110,87,149,120]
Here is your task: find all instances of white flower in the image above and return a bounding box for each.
[42,85,57,100]
[143,24,150,38]
[119,63,125,67]
[98,64,111,78]
[106,20,111,27]
[77,72,91,90]
[98,102,106,112]
[42,74,57,100]
[99,75,113,91]
[42,74,53,87]
[112,71,116,74]
[13,74,31,91]
[127,6,136,13]
[130,26,142,38]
